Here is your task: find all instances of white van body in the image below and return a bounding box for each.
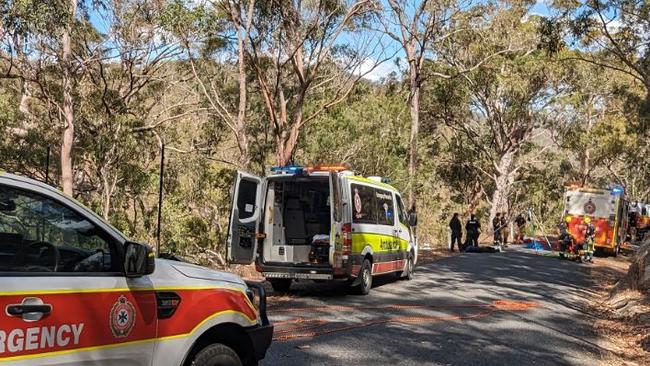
[227,166,417,294]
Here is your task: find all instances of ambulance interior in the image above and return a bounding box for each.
[262,177,332,266]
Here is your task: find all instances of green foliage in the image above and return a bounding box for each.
[2,0,650,260]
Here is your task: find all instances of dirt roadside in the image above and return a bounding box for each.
[587,255,650,366]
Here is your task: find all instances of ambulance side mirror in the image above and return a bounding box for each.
[408,211,418,227]
[124,241,156,277]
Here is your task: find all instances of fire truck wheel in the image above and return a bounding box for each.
[192,343,243,366]
[269,279,291,293]
[613,245,619,257]
[356,259,373,295]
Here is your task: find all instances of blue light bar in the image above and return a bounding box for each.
[270,165,304,174]
[611,185,624,195]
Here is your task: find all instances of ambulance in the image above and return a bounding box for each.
[227,165,418,295]
[563,185,628,256]
[0,172,272,366]
[629,201,650,241]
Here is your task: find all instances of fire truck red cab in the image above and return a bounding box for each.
[563,185,628,257]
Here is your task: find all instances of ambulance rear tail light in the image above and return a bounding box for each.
[156,292,181,319]
[342,223,352,255]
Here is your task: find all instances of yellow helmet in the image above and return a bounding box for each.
[583,216,591,224]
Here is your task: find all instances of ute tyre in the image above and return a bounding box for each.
[192,343,243,366]
[269,279,291,293]
[356,259,373,295]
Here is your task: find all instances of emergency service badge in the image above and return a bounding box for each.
[109,295,136,338]
[354,188,362,218]
[584,199,596,215]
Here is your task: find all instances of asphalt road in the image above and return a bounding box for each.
[261,247,605,366]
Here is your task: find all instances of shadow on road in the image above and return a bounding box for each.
[263,249,604,366]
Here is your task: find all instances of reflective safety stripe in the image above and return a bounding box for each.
[351,232,409,254]
[0,288,257,362]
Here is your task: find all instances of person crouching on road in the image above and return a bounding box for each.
[466,214,481,248]
[492,213,502,245]
[449,213,462,252]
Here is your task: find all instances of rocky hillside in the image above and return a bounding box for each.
[615,240,650,294]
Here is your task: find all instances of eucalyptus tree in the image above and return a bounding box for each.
[1,0,85,195]
[245,0,389,166]
[423,4,564,224]
[379,0,517,211]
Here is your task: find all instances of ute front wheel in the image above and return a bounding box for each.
[191,343,242,366]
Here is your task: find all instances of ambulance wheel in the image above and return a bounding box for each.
[192,343,242,366]
[356,259,373,295]
[269,279,291,293]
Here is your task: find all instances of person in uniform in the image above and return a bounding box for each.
[492,213,502,245]
[449,213,462,252]
[466,214,481,248]
[500,212,508,247]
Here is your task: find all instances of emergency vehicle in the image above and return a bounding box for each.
[563,185,628,256]
[0,172,272,366]
[629,201,650,241]
[227,165,418,295]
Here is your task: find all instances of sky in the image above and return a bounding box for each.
[85,0,556,83]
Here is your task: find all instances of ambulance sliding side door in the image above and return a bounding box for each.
[227,171,263,264]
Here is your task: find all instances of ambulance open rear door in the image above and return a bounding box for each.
[227,171,263,264]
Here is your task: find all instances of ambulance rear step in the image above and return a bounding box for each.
[263,272,333,280]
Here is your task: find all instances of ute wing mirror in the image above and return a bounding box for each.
[124,241,156,277]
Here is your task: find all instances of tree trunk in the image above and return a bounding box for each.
[60,0,78,196]
[232,0,254,169]
[407,69,420,211]
[580,103,594,185]
[275,123,301,167]
[466,180,482,215]
[488,150,515,228]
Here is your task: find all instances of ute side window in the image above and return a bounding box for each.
[0,185,117,274]
[375,189,395,226]
[351,183,377,224]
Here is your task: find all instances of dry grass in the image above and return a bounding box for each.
[586,255,650,366]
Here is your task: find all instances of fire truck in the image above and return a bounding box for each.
[563,185,628,256]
